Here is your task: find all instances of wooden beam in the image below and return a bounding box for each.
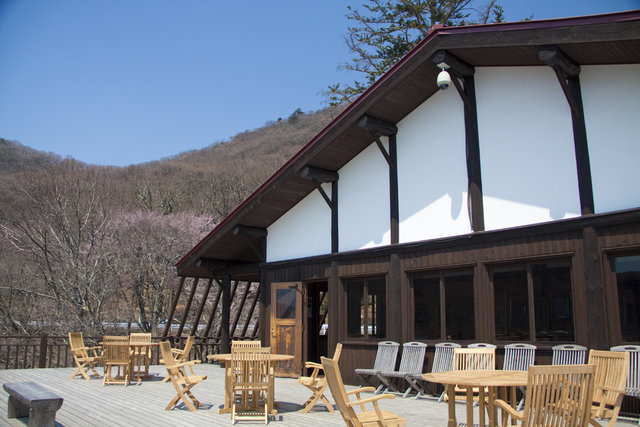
[389,134,399,244]
[232,225,268,239]
[357,115,398,136]
[162,276,185,338]
[311,178,334,210]
[230,281,251,338]
[177,278,199,338]
[463,75,485,232]
[241,282,260,338]
[331,182,338,253]
[539,45,580,76]
[300,166,339,183]
[432,50,474,77]
[191,278,213,337]
[202,280,222,338]
[539,45,594,215]
[220,275,231,353]
[197,258,230,271]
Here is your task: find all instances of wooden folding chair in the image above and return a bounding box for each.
[450,347,495,403]
[68,332,102,380]
[231,346,271,424]
[129,332,152,381]
[503,343,536,410]
[322,355,406,426]
[494,364,596,426]
[162,335,198,382]
[231,340,261,349]
[298,343,342,412]
[160,341,207,411]
[589,349,629,427]
[102,336,130,386]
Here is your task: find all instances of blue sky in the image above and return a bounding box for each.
[1,0,638,167]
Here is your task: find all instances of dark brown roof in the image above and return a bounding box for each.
[177,10,640,279]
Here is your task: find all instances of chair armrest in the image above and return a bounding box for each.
[347,393,395,407]
[346,387,376,396]
[305,361,323,369]
[172,349,184,356]
[494,399,523,421]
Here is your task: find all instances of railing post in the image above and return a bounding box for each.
[39,334,48,368]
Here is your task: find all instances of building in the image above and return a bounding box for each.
[176,11,640,384]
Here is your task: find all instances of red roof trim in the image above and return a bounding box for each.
[176,9,640,269]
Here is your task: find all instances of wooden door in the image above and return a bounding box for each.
[270,282,302,377]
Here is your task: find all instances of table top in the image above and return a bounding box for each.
[207,353,295,362]
[422,370,528,387]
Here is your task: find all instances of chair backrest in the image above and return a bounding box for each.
[160,341,176,367]
[397,342,427,374]
[468,342,497,349]
[431,342,461,373]
[179,335,194,361]
[372,341,400,371]
[129,332,151,345]
[453,348,495,371]
[520,364,595,427]
[68,332,86,356]
[102,339,130,365]
[552,344,587,365]
[160,340,187,382]
[231,347,271,391]
[332,342,343,362]
[321,355,362,426]
[102,335,129,345]
[503,343,536,371]
[611,344,640,397]
[589,349,629,418]
[231,340,261,349]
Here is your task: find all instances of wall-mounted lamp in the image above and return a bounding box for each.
[436,62,452,90]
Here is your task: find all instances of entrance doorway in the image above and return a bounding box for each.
[304,281,329,364]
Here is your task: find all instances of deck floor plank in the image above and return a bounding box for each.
[0,363,637,426]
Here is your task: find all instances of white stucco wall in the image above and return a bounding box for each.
[476,66,581,231]
[266,182,331,262]
[397,88,471,243]
[338,139,391,251]
[581,64,640,213]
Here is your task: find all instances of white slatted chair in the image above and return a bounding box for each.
[415,342,461,401]
[376,342,427,398]
[611,345,640,425]
[468,342,497,349]
[552,343,587,365]
[503,343,536,410]
[355,341,399,394]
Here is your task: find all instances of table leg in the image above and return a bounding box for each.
[219,361,232,414]
[446,384,457,427]
[466,388,474,427]
[478,387,486,427]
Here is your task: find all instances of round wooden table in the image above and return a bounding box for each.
[207,353,295,414]
[422,370,528,427]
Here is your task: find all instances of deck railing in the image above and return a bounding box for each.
[0,334,222,370]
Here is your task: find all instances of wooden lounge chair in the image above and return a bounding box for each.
[162,335,198,382]
[231,346,271,424]
[298,343,343,412]
[102,336,130,386]
[589,349,629,427]
[160,341,207,411]
[376,342,427,398]
[552,344,587,365]
[321,355,406,426]
[354,341,399,393]
[418,342,460,401]
[493,364,596,427]
[68,332,102,380]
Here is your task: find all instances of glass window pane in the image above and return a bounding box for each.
[533,263,574,341]
[276,288,296,319]
[368,278,386,338]
[615,255,640,342]
[414,276,441,340]
[493,269,529,341]
[347,281,364,338]
[445,273,475,340]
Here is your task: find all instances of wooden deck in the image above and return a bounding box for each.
[0,363,637,426]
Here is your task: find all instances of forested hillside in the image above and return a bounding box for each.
[0,107,339,336]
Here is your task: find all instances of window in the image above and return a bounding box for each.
[345,277,386,339]
[493,260,574,342]
[412,270,475,340]
[614,254,640,342]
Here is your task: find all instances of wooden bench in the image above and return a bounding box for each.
[3,381,63,427]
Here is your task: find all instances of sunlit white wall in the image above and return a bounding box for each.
[266,182,331,262]
[476,66,581,230]
[397,88,471,243]
[581,64,640,213]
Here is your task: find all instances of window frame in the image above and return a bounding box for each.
[343,275,388,340]
[605,248,640,344]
